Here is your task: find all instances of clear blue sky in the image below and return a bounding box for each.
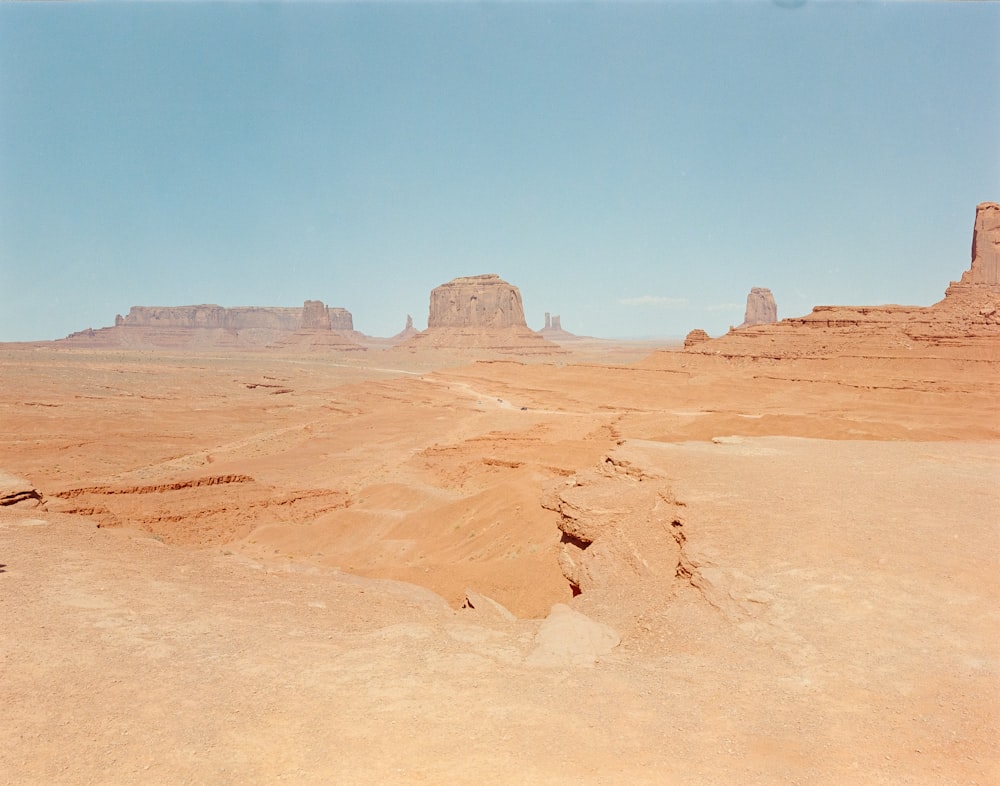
[1,2,998,341]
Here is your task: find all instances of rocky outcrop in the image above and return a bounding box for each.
[737,287,777,329]
[541,447,689,597]
[683,329,711,349]
[62,301,363,351]
[404,274,565,354]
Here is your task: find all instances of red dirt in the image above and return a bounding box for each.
[1,329,997,783]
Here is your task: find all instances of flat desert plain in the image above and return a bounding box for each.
[1,339,997,784]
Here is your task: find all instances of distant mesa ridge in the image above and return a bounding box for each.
[66,300,365,351]
[115,302,355,332]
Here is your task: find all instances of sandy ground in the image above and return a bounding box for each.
[1,343,997,784]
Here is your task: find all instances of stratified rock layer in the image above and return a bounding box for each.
[737,287,777,329]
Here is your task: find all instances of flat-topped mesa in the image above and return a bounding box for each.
[427,274,527,329]
[737,287,777,329]
[960,202,1000,285]
[404,274,565,354]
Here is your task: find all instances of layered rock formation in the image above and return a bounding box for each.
[737,287,777,329]
[404,274,564,354]
[679,202,1000,359]
[64,301,364,351]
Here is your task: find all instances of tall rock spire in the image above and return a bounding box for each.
[961,202,1000,285]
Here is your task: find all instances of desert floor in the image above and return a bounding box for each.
[1,343,997,784]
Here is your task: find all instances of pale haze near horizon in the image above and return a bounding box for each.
[1,2,998,342]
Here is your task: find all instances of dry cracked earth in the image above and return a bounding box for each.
[1,339,997,784]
